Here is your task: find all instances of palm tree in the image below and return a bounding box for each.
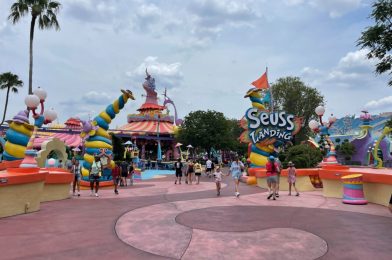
[8,0,61,95]
[0,72,23,125]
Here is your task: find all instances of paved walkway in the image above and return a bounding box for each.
[0,172,391,260]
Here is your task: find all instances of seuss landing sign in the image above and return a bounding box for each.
[245,108,296,144]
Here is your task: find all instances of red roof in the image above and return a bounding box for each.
[138,103,165,111]
[118,121,174,135]
[64,117,82,129]
[34,133,82,148]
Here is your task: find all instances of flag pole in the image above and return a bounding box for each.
[267,67,274,112]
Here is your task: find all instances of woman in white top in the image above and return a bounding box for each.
[229,157,245,197]
[90,156,103,197]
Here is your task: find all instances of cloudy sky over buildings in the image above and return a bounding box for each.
[0,0,391,127]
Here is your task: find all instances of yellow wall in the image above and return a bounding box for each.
[321,179,392,206]
[257,176,315,192]
[363,183,392,207]
[41,184,71,202]
[0,181,44,218]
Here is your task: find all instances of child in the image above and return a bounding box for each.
[213,166,225,196]
[287,161,299,196]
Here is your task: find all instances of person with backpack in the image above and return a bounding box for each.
[90,156,103,197]
[194,160,202,184]
[266,156,279,200]
[174,158,183,184]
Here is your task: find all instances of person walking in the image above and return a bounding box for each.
[90,156,103,197]
[120,160,129,186]
[266,156,279,200]
[229,157,244,197]
[287,161,300,196]
[194,160,202,184]
[275,157,282,197]
[112,161,121,195]
[183,159,189,184]
[213,166,225,196]
[205,158,213,177]
[174,158,183,184]
[129,162,135,186]
[72,160,82,197]
[187,160,194,184]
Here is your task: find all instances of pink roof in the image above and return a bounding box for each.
[33,133,82,148]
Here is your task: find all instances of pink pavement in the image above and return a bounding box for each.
[0,171,391,260]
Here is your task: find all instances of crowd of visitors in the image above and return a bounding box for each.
[66,154,300,200]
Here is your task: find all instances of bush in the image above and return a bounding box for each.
[280,144,323,168]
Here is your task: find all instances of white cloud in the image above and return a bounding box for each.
[309,0,362,18]
[126,57,183,89]
[83,91,112,105]
[284,0,363,18]
[364,96,392,110]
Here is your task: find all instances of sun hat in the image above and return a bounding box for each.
[288,161,294,166]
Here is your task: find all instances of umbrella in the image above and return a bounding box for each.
[72,147,81,152]
[186,144,193,148]
[124,140,133,145]
[175,143,183,147]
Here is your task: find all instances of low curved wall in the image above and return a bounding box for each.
[40,168,73,202]
[253,168,319,192]
[319,167,392,206]
[0,168,47,218]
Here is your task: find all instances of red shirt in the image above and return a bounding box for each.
[266,162,278,176]
[112,166,120,178]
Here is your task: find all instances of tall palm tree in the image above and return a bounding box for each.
[0,72,24,125]
[8,0,61,95]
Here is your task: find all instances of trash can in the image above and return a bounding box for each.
[341,174,367,205]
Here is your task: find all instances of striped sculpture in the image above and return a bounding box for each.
[341,174,367,205]
[81,90,134,179]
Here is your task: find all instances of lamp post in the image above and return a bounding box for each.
[20,88,57,168]
[309,105,338,165]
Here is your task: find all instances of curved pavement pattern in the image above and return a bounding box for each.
[0,173,391,259]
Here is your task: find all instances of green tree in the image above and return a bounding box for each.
[176,110,233,156]
[386,117,392,128]
[271,77,325,144]
[8,0,61,94]
[336,139,356,162]
[279,144,323,169]
[0,72,23,125]
[357,0,392,86]
[227,119,248,155]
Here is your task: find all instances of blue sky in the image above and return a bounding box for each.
[0,0,391,128]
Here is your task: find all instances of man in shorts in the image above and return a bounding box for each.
[205,158,213,177]
[174,158,183,184]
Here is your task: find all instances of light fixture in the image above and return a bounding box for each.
[308,120,319,130]
[43,108,57,122]
[24,95,40,109]
[315,106,325,116]
[33,87,47,101]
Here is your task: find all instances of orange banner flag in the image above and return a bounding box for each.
[251,72,269,89]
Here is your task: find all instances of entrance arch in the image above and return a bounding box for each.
[36,138,68,168]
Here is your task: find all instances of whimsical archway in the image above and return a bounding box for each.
[36,138,67,168]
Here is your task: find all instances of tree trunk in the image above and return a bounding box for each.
[29,16,37,95]
[0,87,11,125]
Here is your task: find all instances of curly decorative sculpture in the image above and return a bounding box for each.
[241,88,302,167]
[3,110,34,161]
[81,89,135,178]
[163,88,183,126]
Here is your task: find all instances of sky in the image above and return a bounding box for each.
[0,0,391,128]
